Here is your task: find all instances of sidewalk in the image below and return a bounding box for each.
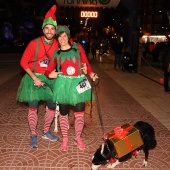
[98,53,170,130]
[0,53,22,85]
[0,53,169,170]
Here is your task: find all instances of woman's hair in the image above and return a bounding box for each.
[56,31,77,54]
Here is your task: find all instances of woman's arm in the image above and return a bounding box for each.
[45,57,63,78]
[78,44,98,81]
[78,44,93,74]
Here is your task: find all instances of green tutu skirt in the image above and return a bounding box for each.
[52,74,94,106]
[16,73,55,102]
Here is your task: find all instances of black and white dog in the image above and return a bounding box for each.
[91,121,157,170]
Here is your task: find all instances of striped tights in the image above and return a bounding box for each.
[28,108,55,135]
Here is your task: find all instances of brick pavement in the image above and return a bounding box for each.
[0,54,169,170]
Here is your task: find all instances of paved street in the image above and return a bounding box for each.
[0,52,169,170]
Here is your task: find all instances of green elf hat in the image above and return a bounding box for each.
[56,25,70,36]
[42,5,57,29]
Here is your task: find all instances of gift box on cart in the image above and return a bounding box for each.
[106,123,143,158]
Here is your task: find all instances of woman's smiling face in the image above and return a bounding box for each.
[58,32,69,47]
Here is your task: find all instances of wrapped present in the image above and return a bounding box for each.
[106,123,143,158]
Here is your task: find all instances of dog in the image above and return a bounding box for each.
[91,121,157,170]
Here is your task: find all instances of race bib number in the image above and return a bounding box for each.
[76,78,91,94]
[39,59,50,68]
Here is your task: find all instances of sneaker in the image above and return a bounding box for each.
[61,137,68,151]
[74,137,86,150]
[42,130,58,142]
[30,135,38,148]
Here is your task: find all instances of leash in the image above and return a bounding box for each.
[90,78,100,118]
[41,81,53,92]
[90,78,105,134]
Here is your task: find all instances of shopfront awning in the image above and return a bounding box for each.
[56,0,120,8]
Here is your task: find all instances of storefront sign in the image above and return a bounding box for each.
[56,0,120,8]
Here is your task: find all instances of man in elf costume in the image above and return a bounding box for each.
[45,25,98,151]
[16,5,58,148]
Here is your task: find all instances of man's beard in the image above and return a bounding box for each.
[44,33,55,41]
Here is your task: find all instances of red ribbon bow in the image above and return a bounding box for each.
[108,125,133,140]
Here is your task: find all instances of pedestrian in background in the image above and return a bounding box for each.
[113,39,123,69]
[84,39,90,58]
[91,40,97,59]
[45,25,98,151]
[146,42,154,61]
[16,5,58,148]
[138,43,145,70]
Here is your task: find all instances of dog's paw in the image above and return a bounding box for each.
[142,159,148,167]
[91,164,101,170]
[106,163,116,169]
[106,160,120,169]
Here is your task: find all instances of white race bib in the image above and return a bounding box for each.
[76,78,91,94]
[39,59,50,68]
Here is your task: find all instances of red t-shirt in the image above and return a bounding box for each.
[20,36,58,73]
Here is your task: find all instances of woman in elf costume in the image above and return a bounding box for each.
[45,25,98,151]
